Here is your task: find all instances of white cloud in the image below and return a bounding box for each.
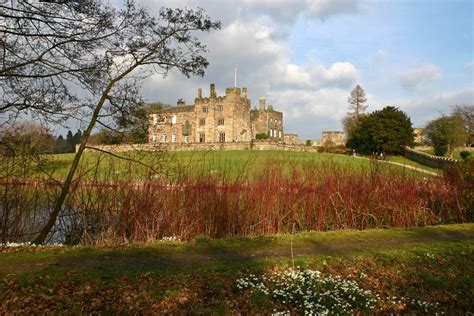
[465,61,474,71]
[307,0,359,19]
[372,87,474,128]
[396,63,442,91]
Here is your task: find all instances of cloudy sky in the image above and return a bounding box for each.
[118,0,473,139]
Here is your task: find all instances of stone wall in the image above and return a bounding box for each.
[80,141,320,153]
[405,147,459,169]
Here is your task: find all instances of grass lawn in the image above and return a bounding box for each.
[418,147,474,160]
[1,224,473,314]
[35,150,432,181]
[385,155,441,174]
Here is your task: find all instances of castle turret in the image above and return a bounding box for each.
[259,97,266,111]
[197,88,202,99]
[177,98,185,106]
[210,84,216,98]
[242,87,248,98]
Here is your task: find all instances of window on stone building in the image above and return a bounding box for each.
[218,118,224,126]
[153,115,158,124]
[199,133,205,143]
[161,132,166,143]
[278,130,282,138]
[171,115,177,124]
[183,120,191,136]
[184,136,190,143]
[219,132,225,143]
[171,133,176,143]
[216,104,223,112]
[151,133,157,143]
[199,118,206,126]
[202,106,208,113]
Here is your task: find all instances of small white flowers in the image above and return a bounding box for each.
[236,268,378,314]
[1,242,64,248]
[424,252,435,259]
[159,236,180,242]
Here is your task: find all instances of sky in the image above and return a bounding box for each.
[112,0,473,139]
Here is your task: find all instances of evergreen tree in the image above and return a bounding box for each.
[55,135,68,153]
[346,106,414,155]
[65,130,75,152]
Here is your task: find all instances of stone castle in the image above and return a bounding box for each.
[148,84,283,144]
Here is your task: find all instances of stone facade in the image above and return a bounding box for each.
[311,131,346,147]
[148,84,283,144]
[283,133,300,145]
[413,128,424,144]
[250,97,283,140]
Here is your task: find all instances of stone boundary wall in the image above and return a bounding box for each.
[78,141,320,153]
[404,147,459,169]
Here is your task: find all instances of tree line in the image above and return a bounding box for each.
[343,85,472,157]
[0,123,83,156]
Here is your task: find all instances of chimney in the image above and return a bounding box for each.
[210,83,216,98]
[242,87,248,98]
[197,88,202,98]
[259,97,266,111]
[177,98,185,106]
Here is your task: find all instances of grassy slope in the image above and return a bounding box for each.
[1,224,473,313]
[386,155,440,174]
[419,147,474,160]
[39,150,430,180]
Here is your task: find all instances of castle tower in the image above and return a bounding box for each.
[259,97,266,111]
[242,87,248,99]
[210,83,216,98]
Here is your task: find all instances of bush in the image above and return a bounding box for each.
[460,150,471,161]
[346,106,414,155]
[256,133,269,140]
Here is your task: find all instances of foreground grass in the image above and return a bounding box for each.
[1,224,473,313]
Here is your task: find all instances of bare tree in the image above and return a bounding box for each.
[1,0,119,125]
[452,105,474,147]
[347,85,368,118]
[2,0,221,243]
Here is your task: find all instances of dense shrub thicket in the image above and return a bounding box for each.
[1,156,470,244]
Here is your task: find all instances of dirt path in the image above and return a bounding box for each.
[2,225,473,275]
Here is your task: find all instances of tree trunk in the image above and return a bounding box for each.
[32,88,112,244]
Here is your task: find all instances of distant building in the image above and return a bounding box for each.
[283,133,300,145]
[251,97,283,140]
[413,128,424,144]
[148,84,284,144]
[311,131,346,147]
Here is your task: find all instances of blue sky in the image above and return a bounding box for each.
[98,0,474,139]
